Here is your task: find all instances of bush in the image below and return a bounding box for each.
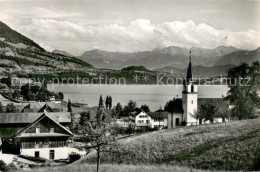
[69,152,81,163]
[0,160,7,171]
[5,163,17,171]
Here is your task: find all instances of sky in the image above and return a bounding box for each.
[0,0,259,55]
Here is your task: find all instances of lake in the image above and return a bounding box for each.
[47,84,228,111]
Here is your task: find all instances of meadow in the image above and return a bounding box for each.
[83,119,260,171]
[20,163,216,172]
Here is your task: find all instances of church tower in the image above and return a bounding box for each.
[182,51,198,126]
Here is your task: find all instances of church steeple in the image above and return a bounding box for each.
[186,50,193,84]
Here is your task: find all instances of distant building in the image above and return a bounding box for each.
[0,111,72,160]
[129,108,151,129]
[148,110,168,129]
[129,108,168,129]
[21,102,64,113]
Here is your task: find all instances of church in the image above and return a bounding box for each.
[167,52,228,128]
[167,52,200,128]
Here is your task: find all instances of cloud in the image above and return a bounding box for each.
[3,18,260,55]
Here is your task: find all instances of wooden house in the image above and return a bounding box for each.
[0,111,73,160]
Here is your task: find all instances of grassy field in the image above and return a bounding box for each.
[83,119,260,171]
[20,164,212,172]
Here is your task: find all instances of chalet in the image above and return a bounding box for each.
[129,108,168,129]
[0,111,72,160]
[129,108,151,129]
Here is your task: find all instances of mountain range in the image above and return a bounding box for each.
[78,46,259,71]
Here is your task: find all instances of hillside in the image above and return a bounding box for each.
[121,66,150,72]
[0,21,93,74]
[0,21,44,51]
[83,119,260,171]
[79,46,241,70]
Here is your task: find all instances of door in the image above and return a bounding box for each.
[49,150,55,160]
[35,151,39,158]
[175,118,180,126]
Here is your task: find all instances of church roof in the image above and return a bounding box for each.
[165,99,184,114]
[186,51,193,84]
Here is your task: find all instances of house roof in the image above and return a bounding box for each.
[148,112,168,119]
[14,110,73,138]
[129,108,144,117]
[0,112,71,124]
[21,102,63,113]
[15,133,71,138]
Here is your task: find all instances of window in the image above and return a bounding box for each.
[35,151,39,158]
[191,100,193,104]
[36,127,40,133]
[50,128,54,133]
[146,120,150,124]
[49,150,55,160]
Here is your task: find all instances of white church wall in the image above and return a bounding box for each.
[183,93,198,126]
[167,113,183,128]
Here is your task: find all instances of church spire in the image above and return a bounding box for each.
[186,50,193,84]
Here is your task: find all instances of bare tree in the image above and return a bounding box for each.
[81,118,116,172]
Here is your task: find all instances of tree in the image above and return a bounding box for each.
[0,160,7,172]
[115,103,123,117]
[98,95,104,110]
[195,103,217,123]
[0,102,3,113]
[224,62,260,120]
[79,112,90,126]
[6,75,12,88]
[67,99,74,130]
[36,91,47,101]
[108,96,112,110]
[67,99,72,113]
[81,121,116,172]
[6,103,17,113]
[105,96,109,110]
[141,104,150,113]
[12,90,20,100]
[58,92,64,101]
[127,100,137,110]
[126,125,135,136]
[122,100,137,116]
